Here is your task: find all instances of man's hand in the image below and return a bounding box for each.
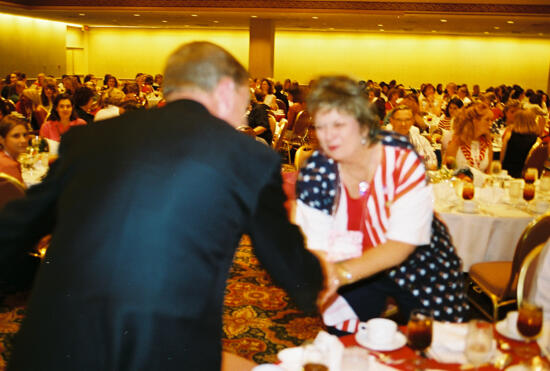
[310,251,340,313]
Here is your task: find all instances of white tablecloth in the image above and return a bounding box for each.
[437,209,534,270]
[433,182,541,270]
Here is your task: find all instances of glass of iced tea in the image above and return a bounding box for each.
[524,168,538,185]
[407,309,433,367]
[445,156,457,171]
[517,302,543,341]
[523,183,535,202]
[462,182,475,200]
[490,161,502,176]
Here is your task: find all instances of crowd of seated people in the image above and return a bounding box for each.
[0,69,548,178]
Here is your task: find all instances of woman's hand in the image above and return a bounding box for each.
[309,251,340,312]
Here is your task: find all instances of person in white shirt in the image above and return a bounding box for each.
[390,105,438,170]
[94,88,125,122]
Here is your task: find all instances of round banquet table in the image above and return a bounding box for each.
[339,325,548,371]
[436,205,535,271]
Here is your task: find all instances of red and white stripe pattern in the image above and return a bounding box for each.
[325,146,426,333]
[360,146,426,249]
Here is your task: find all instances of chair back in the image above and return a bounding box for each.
[504,213,550,298]
[0,172,26,210]
[276,99,287,113]
[292,110,312,140]
[294,145,315,170]
[517,242,547,307]
[523,140,549,177]
[272,119,289,150]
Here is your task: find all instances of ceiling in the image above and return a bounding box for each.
[0,0,549,38]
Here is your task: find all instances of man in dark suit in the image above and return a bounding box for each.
[0,42,325,371]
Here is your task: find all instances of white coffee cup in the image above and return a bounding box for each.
[506,311,520,337]
[358,318,397,345]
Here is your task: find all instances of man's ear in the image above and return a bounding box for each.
[212,77,236,125]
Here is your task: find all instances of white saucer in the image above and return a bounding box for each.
[355,331,407,351]
[495,320,523,341]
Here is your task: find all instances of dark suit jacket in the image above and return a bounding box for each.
[0,99,323,371]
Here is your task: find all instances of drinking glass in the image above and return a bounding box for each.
[509,180,523,205]
[523,183,535,203]
[465,320,494,369]
[524,168,538,185]
[407,309,433,367]
[445,156,457,171]
[490,161,502,176]
[462,182,475,200]
[516,302,544,359]
[539,171,550,195]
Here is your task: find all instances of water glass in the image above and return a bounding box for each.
[509,180,523,204]
[465,320,494,369]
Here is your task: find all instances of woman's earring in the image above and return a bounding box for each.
[361,137,367,145]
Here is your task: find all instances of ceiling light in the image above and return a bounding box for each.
[539,33,544,36]
[213,20,219,23]
[493,26,500,30]
[250,15,257,18]
[440,19,447,23]
[78,13,86,16]
[329,27,335,30]
[161,20,168,23]
[312,16,319,20]
[431,30,437,33]
[133,14,140,17]
[379,29,384,32]
[377,24,383,27]
[191,14,198,17]
[484,31,489,34]
[507,20,514,24]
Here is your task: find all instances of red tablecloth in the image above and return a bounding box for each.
[340,326,546,370]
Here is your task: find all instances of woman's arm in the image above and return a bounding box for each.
[333,240,416,287]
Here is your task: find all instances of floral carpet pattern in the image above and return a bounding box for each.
[0,236,324,368]
[221,236,325,364]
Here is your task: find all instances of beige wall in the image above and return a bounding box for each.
[274,31,550,91]
[0,13,66,79]
[86,28,249,80]
[1,12,549,92]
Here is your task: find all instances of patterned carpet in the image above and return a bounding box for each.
[0,236,324,368]
[221,235,325,364]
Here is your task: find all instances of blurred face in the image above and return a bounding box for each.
[260,80,269,93]
[19,94,32,109]
[425,86,435,97]
[448,103,460,118]
[108,77,116,88]
[56,99,73,120]
[223,84,250,128]
[45,86,55,98]
[474,110,494,137]
[314,108,364,164]
[391,109,414,136]
[9,74,17,84]
[1,125,28,158]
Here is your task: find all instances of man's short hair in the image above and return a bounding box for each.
[163,41,248,97]
[390,104,413,119]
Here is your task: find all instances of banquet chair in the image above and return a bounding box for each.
[522,139,549,177]
[276,99,287,114]
[272,119,289,151]
[516,242,547,308]
[0,172,26,210]
[282,110,312,163]
[468,212,550,321]
[294,145,314,170]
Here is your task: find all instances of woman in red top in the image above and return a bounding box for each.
[40,94,86,142]
[0,113,28,183]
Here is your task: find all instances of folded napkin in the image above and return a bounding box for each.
[428,322,468,364]
[278,331,344,371]
[477,187,506,205]
[470,168,488,188]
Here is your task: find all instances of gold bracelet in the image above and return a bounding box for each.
[335,262,353,286]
